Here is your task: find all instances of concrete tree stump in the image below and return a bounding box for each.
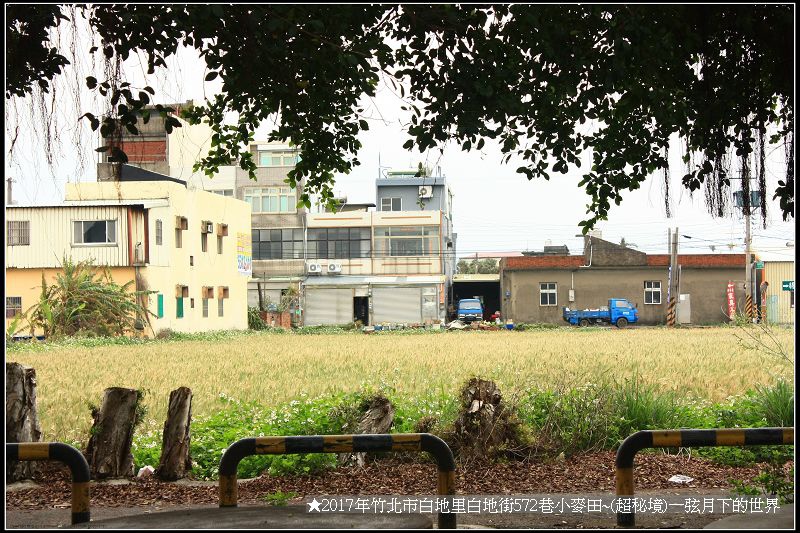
[85,387,141,479]
[338,395,395,467]
[155,387,193,481]
[6,363,42,481]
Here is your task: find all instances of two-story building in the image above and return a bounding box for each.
[6,167,251,336]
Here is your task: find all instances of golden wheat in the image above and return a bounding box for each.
[7,328,793,443]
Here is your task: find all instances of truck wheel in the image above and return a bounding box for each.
[579,319,589,327]
[616,317,628,328]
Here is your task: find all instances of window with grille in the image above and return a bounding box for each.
[6,297,22,318]
[644,281,662,304]
[218,299,224,317]
[202,298,209,318]
[155,220,163,245]
[540,283,557,306]
[7,221,30,246]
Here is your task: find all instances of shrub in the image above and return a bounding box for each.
[25,257,154,338]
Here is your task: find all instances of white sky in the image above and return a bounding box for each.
[4,13,796,262]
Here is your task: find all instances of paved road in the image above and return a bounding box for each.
[6,490,794,529]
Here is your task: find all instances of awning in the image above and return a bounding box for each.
[303,275,445,287]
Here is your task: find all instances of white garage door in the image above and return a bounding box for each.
[373,287,422,324]
[304,288,353,326]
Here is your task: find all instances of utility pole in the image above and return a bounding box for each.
[744,200,753,322]
[667,228,679,327]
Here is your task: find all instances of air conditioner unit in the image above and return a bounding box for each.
[306,262,323,274]
[202,221,214,234]
[328,262,342,274]
[418,186,433,198]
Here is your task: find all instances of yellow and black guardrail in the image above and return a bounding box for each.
[615,427,794,527]
[6,442,91,524]
[219,433,457,529]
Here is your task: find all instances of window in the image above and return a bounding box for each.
[218,299,224,317]
[190,298,195,309]
[176,298,184,318]
[6,297,22,319]
[157,294,164,318]
[202,298,209,318]
[307,227,371,259]
[217,236,223,254]
[201,233,208,252]
[644,281,662,304]
[175,228,182,248]
[373,226,439,257]
[540,283,557,306]
[244,187,297,213]
[213,189,234,197]
[155,220,163,245]
[258,151,299,167]
[381,197,402,211]
[252,227,306,260]
[7,221,30,246]
[73,220,116,244]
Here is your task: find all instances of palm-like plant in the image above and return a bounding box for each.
[25,257,155,338]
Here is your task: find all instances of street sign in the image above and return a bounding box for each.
[755,261,764,269]
[783,280,794,291]
[726,281,736,319]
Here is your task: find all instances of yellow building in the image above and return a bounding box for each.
[762,261,795,324]
[6,170,251,336]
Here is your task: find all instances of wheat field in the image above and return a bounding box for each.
[7,328,794,443]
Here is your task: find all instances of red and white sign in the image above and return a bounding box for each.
[726,281,737,319]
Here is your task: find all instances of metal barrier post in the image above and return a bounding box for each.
[6,442,91,524]
[616,427,794,527]
[219,433,457,528]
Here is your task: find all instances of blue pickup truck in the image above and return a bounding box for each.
[563,298,639,328]
[457,298,484,323]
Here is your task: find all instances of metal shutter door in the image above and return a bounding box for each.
[304,288,353,325]
[373,287,422,324]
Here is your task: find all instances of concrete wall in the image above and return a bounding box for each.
[5,267,136,335]
[502,266,747,325]
[375,177,448,213]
